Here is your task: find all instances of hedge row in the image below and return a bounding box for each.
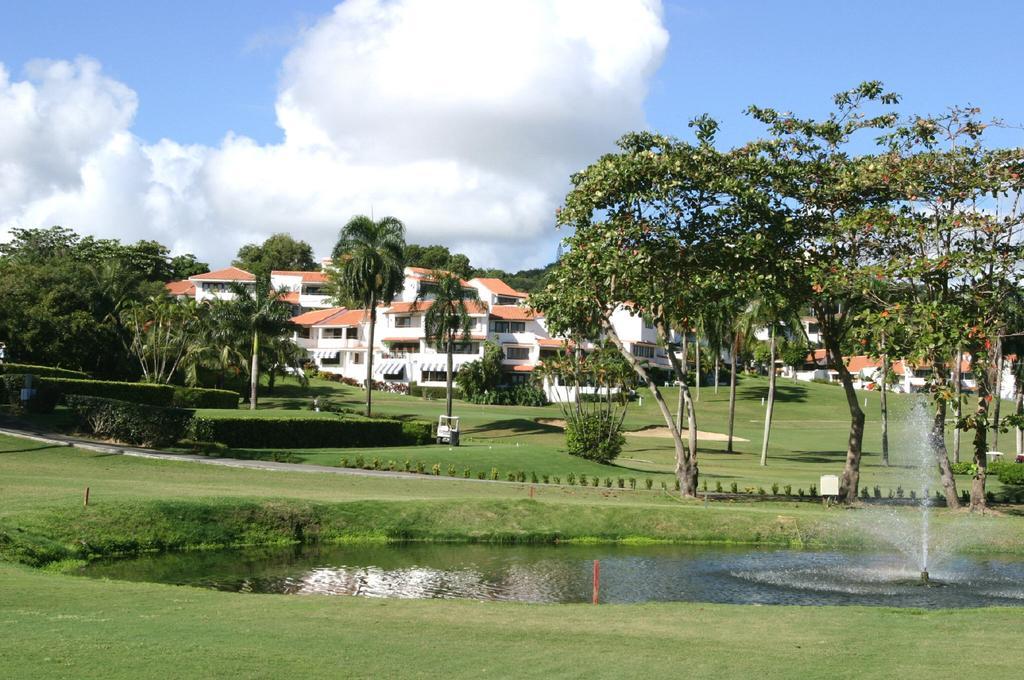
[171,386,239,409]
[0,362,89,379]
[189,416,432,448]
[66,395,194,447]
[2,373,239,410]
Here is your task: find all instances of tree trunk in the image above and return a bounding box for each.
[249,330,259,410]
[1015,375,1023,458]
[714,352,720,396]
[823,328,865,503]
[953,349,962,464]
[992,338,1004,451]
[365,296,377,417]
[678,333,688,424]
[970,391,989,512]
[603,320,697,496]
[445,334,454,419]
[880,351,889,466]
[759,325,777,466]
[694,332,701,402]
[930,359,960,509]
[727,330,739,453]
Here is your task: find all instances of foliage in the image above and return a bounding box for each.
[121,295,203,384]
[189,416,429,448]
[0,375,61,414]
[465,385,548,406]
[417,385,464,400]
[66,395,194,447]
[403,244,472,279]
[997,464,1024,486]
[417,270,480,418]
[233,233,317,278]
[329,214,407,416]
[171,387,240,409]
[456,341,504,398]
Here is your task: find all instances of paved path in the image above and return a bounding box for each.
[0,423,516,485]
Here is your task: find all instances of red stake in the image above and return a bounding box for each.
[592,559,600,605]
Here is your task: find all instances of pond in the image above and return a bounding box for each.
[76,543,1024,608]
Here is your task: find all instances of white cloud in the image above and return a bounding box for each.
[0,0,668,269]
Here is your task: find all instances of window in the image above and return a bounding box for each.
[345,327,358,340]
[395,316,412,328]
[382,367,405,380]
[294,327,310,339]
[503,372,529,385]
[807,323,820,335]
[423,370,453,382]
[631,344,655,359]
[642,315,655,330]
[352,353,362,364]
[391,343,419,354]
[303,286,324,296]
[505,346,530,360]
[452,342,478,354]
[320,353,340,365]
[491,321,526,333]
[495,295,520,305]
[323,328,345,339]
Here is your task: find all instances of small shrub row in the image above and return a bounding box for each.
[0,374,61,413]
[44,377,175,406]
[465,385,548,406]
[67,395,194,447]
[418,385,464,400]
[189,416,431,448]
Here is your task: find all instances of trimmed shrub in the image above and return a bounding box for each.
[189,416,428,449]
[0,362,89,379]
[176,439,229,455]
[171,386,239,409]
[401,420,433,445]
[465,385,548,407]
[66,395,193,447]
[564,413,625,464]
[418,386,463,400]
[46,377,175,406]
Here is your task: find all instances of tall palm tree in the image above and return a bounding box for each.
[330,215,406,417]
[224,278,293,410]
[418,270,479,418]
[180,300,247,390]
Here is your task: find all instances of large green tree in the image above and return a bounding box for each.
[329,215,407,417]
[748,82,901,502]
[418,271,480,418]
[234,233,317,277]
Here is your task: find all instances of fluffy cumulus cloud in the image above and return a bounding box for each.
[0,0,668,268]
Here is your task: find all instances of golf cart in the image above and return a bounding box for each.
[436,415,460,446]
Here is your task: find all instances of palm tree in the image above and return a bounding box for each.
[224,278,293,410]
[180,300,247,390]
[329,215,407,417]
[418,270,479,418]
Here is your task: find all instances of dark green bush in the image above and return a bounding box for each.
[418,386,463,400]
[997,463,1024,486]
[172,386,239,409]
[401,420,433,445]
[66,395,194,447]
[465,385,548,406]
[564,413,625,464]
[189,416,429,448]
[950,461,973,475]
[0,363,89,379]
[176,439,229,455]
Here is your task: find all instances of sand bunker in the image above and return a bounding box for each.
[536,418,745,442]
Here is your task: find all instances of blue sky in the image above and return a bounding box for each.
[1,1,1022,267]
[5,0,1020,147]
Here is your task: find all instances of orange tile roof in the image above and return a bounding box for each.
[536,338,572,348]
[279,291,301,305]
[489,305,538,321]
[387,300,488,315]
[508,364,535,372]
[271,270,328,283]
[472,278,527,298]
[291,307,346,326]
[382,337,421,343]
[318,309,368,327]
[190,266,255,281]
[405,266,471,286]
[845,355,881,373]
[165,280,195,296]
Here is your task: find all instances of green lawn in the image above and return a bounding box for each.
[2,431,1024,679]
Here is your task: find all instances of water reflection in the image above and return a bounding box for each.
[78,543,1024,608]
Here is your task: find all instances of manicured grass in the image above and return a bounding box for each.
[5,561,1023,680]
